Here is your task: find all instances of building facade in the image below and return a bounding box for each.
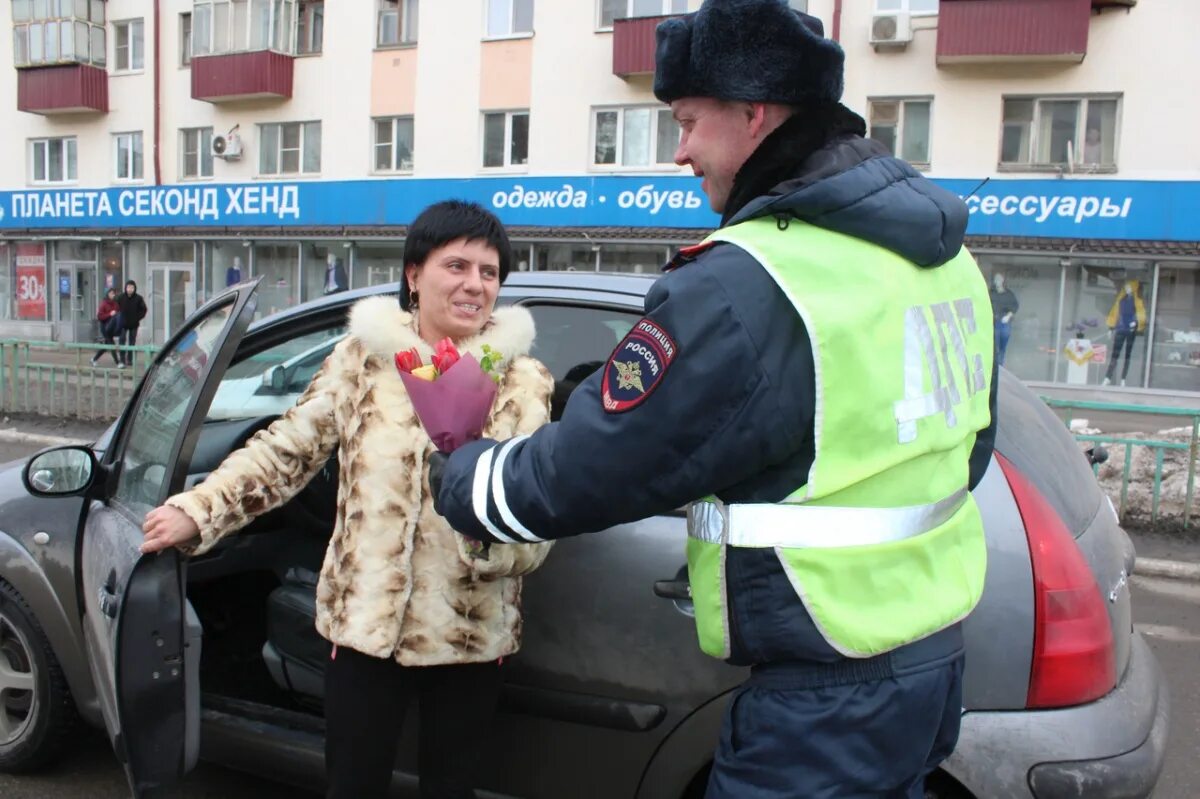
[0,0,1197,394]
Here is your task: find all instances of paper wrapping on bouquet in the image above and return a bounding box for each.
[398,353,498,453]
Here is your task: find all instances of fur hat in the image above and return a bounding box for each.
[654,0,845,106]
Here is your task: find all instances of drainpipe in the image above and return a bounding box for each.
[832,0,843,42]
[153,0,162,185]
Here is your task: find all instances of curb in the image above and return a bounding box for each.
[1134,557,1200,582]
[0,429,89,448]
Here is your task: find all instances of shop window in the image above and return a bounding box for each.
[486,0,533,38]
[1060,259,1153,388]
[482,111,528,170]
[191,0,298,56]
[976,254,1063,383]
[868,98,931,167]
[1148,264,1200,392]
[12,0,106,68]
[592,106,679,169]
[113,18,144,71]
[597,0,686,30]
[30,137,78,185]
[1000,96,1120,171]
[259,121,321,176]
[180,127,215,179]
[598,244,670,274]
[377,0,417,46]
[113,132,145,182]
[353,242,406,288]
[373,116,415,173]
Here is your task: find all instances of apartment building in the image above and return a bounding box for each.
[0,0,1196,394]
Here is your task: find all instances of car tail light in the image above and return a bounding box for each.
[996,453,1117,709]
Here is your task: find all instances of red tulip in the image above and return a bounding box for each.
[394,348,423,374]
[432,337,461,374]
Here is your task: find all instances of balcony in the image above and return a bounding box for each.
[191,50,295,103]
[17,64,108,115]
[937,0,1094,65]
[612,14,678,78]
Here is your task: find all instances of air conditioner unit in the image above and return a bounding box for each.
[211,131,243,161]
[870,11,913,47]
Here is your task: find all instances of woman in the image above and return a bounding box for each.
[115,280,147,368]
[91,287,121,366]
[140,201,554,798]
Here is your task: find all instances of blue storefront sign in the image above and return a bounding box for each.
[0,176,1197,242]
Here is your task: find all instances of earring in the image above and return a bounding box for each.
[409,288,419,309]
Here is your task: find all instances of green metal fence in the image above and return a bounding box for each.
[0,340,158,421]
[1041,397,1200,529]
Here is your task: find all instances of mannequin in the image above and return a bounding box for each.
[225,255,243,287]
[323,253,348,295]
[1103,279,1146,387]
[989,272,1019,367]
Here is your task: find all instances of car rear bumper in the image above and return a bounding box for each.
[945,632,1167,799]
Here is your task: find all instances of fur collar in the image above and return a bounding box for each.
[347,296,536,365]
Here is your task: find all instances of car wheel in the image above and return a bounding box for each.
[0,581,80,773]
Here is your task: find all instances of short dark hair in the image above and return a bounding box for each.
[400,200,512,311]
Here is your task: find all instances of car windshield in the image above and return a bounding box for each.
[207,327,348,421]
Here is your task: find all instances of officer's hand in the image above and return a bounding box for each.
[428,450,448,503]
[141,506,200,553]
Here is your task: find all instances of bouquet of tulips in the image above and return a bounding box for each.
[394,338,503,453]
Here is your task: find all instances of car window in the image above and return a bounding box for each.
[525,303,640,421]
[113,304,234,513]
[207,326,348,421]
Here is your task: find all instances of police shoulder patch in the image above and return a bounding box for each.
[602,318,677,414]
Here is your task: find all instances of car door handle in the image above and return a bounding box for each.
[99,570,119,619]
[653,579,691,601]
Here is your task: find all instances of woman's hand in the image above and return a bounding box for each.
[141,506,200,553]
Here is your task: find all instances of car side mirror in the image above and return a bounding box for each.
[23,446,97,497]
[260,365,288,394]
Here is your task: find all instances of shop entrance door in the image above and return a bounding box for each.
[55,264,95,342]
[148,264,197,346]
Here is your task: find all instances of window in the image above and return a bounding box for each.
[114,132,145,181]
[482,111,529,169]
[876,0,938,14]
[592,107,680,168]
[192,0,298,55]
[597,0,685,29]
[209,325,348,420]
[868,98,931,166]
[114,303,234,511]
[113,18,144,71]
[1000,96,1120,169]
[377,0,418,46]
[297,0,323,53]
[373,116,415,172]
[29,137,78,184]
[259,121,321,175]
[181,12,193,64]
[180,127,215,179]
[525,304,640,421]
[12,0,106,67]
[487,0,533,37]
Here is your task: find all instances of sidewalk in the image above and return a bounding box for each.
[0,411,112,444]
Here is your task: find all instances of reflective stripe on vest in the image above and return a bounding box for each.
[688,488,969,549]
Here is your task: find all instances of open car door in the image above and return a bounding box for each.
[78,280,260,796]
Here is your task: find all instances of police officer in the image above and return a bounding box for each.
[432,0,998,795]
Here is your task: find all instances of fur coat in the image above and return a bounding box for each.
[166,296,555,666]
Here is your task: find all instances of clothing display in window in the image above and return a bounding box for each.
[1103,280,1147,386]
[225,256,244,287]
[324,254,348,295]
[989,273,1019,367]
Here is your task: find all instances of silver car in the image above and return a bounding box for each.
[0,274,1167,798]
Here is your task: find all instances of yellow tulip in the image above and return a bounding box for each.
[411,364,440,381]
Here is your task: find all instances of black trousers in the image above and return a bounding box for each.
[119,327,138,364]
[324,647,502,799]
[1106,328,1138,381]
